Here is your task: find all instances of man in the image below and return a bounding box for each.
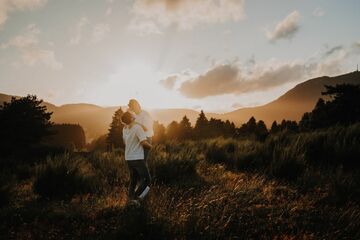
[128,99,154,161]
[121,111,152,204]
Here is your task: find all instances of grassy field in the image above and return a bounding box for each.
[1,125,360,239]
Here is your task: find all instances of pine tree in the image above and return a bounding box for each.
[178,115,192,140]
[194,110,209,139]
[166,121,180,140]
[246,116,257,133]
[270,121,280,134]
[153,121,166,143]
[107,107,124,150]
[255,120,268,141]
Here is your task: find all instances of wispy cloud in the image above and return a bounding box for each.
[2,24,62,70]
[0,0,47,29]
[69,17,89,45]
[266,10,300,42]
[91,23,110,43]
[129,0,245,34]
[69,18,110,44]
[313,7,325,17]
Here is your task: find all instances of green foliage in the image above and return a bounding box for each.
[0,95,53,157]
[44,124,86,150]
[148,144,198,184]
[300,84,360,130]
[194,110,209,138]
[166,121,180,140]
[33,153,99,200]
[107,107,125,150]
[87,151,128,188]
[87,134,107,152]
[178,115,192,140]
[236,116,270,140]
[0,172,14,207]
[205,138,267,170]
[153,121,166,143]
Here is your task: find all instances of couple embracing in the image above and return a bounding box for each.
[122,99,153,206]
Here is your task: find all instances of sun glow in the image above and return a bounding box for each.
[87,62,192,109]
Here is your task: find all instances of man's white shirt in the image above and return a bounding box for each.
[123,124,147,161]
[135,110,154,138]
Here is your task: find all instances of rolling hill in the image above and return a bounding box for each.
[220,71,360,126]
[1,71,359,141]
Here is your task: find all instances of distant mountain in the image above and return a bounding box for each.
[1,71,359,141]
[221,71,360,126]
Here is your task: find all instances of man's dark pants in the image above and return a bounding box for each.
[126,160,151,200]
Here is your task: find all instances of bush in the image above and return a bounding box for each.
[0,172,14,207]
[205,138,267,171]
[33,153,100,200]
[0,186,11,207]
[205,138,238,165]
[148,145,198,184]
[87,151,128,189]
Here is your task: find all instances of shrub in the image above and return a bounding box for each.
[205,138,267,171]
[205,138,238,165]
[0,186,11,207]
[87,151,128,189]
[0,172,14,207]
[33,153,99,200]
[269,137,305,181]
[148,145,198,184]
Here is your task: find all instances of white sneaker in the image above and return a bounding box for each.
[128,199,140,207]
[138,186,150,199]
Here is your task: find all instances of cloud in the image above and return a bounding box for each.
[0,0,47,29]
[267,10,300,42]
[160,75,178,90]
[324,45,343,57]
[105,7,112,16]
[130,0,245,34]
[179,62,307,98]
[313,7,325,17]
[69,17,89,45]
[128,19,163,36]
[91,23,110,43]
[2,24,62,70]
[231,103,244,108]
[69,18,110,44]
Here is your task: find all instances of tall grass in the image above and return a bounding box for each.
[148,144,198,184]
[33,153,100,199]
[2,124,360,239]
[203,123,360,182]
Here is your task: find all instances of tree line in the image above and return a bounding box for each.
[0,96,86,160]
[107,83,360,148]
[1,83,358,156]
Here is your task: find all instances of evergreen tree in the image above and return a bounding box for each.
[255,120,268,141]
[299,83,360,130]
[166,121,180,140]
[0,95,53,156]
[178,115,192,140]
[270,121,280,134]
[153,121,166,143]
[194,110,209,139]
[107,107,124,150]
[246,116,257,133]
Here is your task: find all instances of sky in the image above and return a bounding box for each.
[0,0,359,112]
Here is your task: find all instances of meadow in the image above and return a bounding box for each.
[1,123,360,239]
